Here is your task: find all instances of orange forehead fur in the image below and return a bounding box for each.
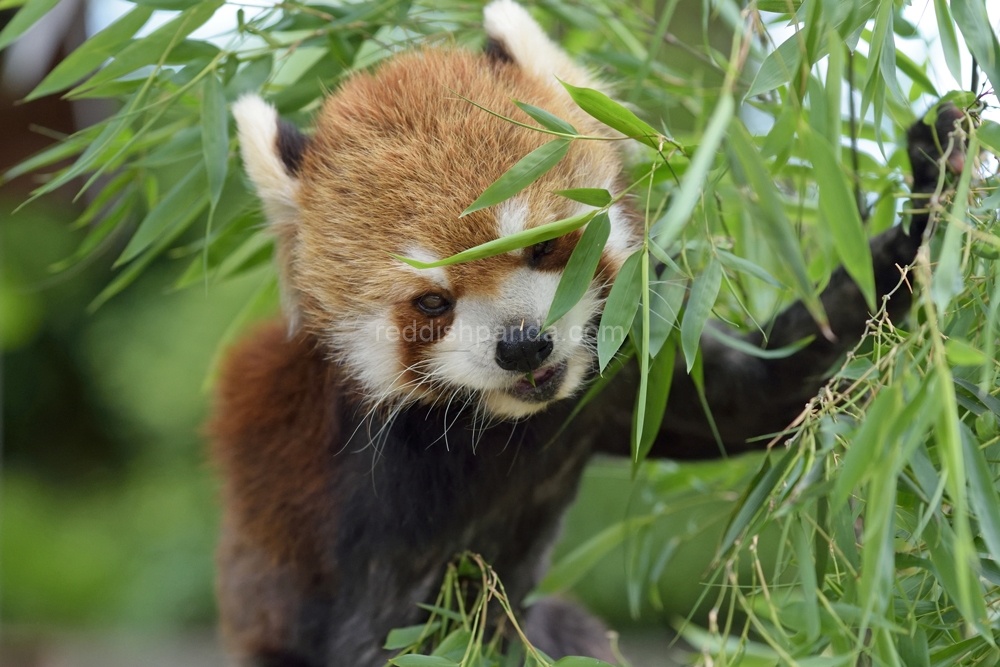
[289,47,633,334]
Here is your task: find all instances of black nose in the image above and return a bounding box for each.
[495,324,553,372]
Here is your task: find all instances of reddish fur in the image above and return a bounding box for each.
[209,322,344,572]
[289,47,627,341]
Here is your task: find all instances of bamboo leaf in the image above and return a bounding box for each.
[933,0,963,83]
[717,447,798,557]
[650,93,733,245]
[805,126,875,310]
[0,0,60,50]
[394,210,595,269]
[632,339,675,467]
[201,73,229,216]
[461,139,570,216]
[26,6,154,101]
[703,327,814,359]
[727,121,825,329]
[951,0,1000,95]
[116,164,209,266]
[69,0,224,96]
[553,188,612,208]
[680,256,721,373]
[544,212,610,328]
[717,250,785,289]
[597,250,643,371]
[513,100,577,134]
[559,80,663,148]
[531,515,656,601]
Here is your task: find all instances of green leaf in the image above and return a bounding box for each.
[952,0,1000,96]
[805,126,875,310]
[831,385,902,510]
[513,100,577,134]
[746,36,801,99]
[977,120,1000,157]
[202,73,229,215]
[390,656,458,667]
[531,515,656,601]
[26,6,153,101]
[931,136,978,314]
[962,425,1000,568]
[0,0,60,50]
[644,267,686,357]
[703,327,813,359]
[716,250,785,289]
[70,0,224,96]
[946,338,987,366]
[394,210,595,269]
[553,188,612,208]
[680,256,721,373]
[650,93,733,245]
[544,212,610,328]
[116,163,209,266]
[934,0,963,83]
[597,251,643,371]
[431,630,473,659]
[632,339,675,467]
[559,80,663,148]
[718,446,798,557]
[131,0,204,9]
[383,622,441,650]
[552,659,616,667]
[791,518,820,642]
[461,139,570,216]
[727,121,825,329]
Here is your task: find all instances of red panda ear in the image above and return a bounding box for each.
[482,0,605,91]
[233,94,308,332]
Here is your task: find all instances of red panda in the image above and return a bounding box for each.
[211,1,968,665]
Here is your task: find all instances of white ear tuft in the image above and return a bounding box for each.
[233,94,300,219]
[483,0,600,89]
[233,94,304,333]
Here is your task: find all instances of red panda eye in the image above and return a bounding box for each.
[415,293,451,316]
[532,240,555,260]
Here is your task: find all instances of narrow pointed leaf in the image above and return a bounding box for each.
[26,5,154,101]
[395,210,595,269]
[632,339,675,467]
[116,164,209,265]
[680,256,721,373]
[805,126,875,310]
[934,0,963,83]
[202,73,228,214]
[513,100,577,134]
[554,188,612,208]
[69,0,224,96]
[651,93,733,246]
[727,122,825,328]
[461,139,569,216]
[544,212,610,328]
[952,0,1000,95]
[559,80,662,148]
[597,250,643,370]
[0,0,60,50]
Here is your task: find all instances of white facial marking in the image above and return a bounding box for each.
[496,197,529,257]
[398,245,450,290]
[607,202,641,265]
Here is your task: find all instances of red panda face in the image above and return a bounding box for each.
[234,1,643,419]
